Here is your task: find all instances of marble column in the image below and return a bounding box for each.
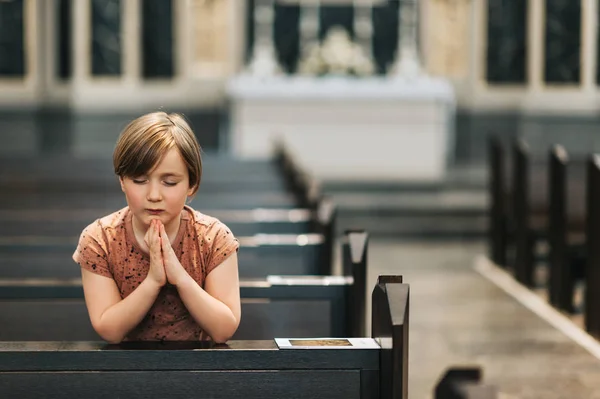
[353,1,373,59]
[581,0,597,90]
[298,0,320,63]
[192,0,233,77]
[390,0,422,78]
[422,0,470,79]
[123,0,140,84]
[245,0,281,77]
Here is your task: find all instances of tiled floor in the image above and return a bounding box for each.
[367,239,600,399]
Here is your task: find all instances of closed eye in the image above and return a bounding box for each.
[132,179,147,184]
[164,181,178,187]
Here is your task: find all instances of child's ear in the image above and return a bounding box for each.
[119,176,126,193]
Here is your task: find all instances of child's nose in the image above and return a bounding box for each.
[147,183,162,202]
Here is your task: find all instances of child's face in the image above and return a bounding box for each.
[119,147,195,229]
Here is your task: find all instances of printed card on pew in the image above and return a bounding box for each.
[275,338,380,349]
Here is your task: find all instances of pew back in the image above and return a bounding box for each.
[0,277,410,399]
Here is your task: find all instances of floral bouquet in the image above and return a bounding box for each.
[297,26,375,77]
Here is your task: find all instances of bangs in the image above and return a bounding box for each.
[114,127,176,178]
[113,111,202,194]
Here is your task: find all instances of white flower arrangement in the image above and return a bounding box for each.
[297,26,375,77]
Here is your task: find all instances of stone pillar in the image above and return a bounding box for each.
[245,0,281,77]
[191,0,234,77]
[72,0,90,82]
[390,0,422,78]
[421,0,470,79]
[528,0,543,90]
[353,0,373,59]
[123,0,140,85]
[298,0,320,62]
[581,0,597,92]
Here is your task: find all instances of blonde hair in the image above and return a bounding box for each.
[113,112,202,195]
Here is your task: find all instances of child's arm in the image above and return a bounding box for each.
[81,220,166,343]
[174,254,241,343]
[81,270,163,343]
[159,224,240,343]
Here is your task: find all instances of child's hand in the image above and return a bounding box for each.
[158,223,189,287]
[144,219,167,288]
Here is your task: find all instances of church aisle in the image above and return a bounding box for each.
[367,240,600,399]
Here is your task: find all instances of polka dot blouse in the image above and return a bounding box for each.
[72,205,240,341]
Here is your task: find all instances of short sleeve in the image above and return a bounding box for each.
[72,221,112,278]
[205,220,240,276]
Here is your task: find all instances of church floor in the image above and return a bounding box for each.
[367,239,600,399]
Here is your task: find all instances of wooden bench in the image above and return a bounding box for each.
[489,138,600,339]
[488,137,586,286]
[546,145,586,312]
[0,274,409,399]
[584,155,600,338]
[434,367,498,399]
[0,231,369,341]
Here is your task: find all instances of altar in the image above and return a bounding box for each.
[227,0,455,182]
[227,74,455,182]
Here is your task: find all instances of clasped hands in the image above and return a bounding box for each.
[144,219,189,288]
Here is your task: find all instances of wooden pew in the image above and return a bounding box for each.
[0,143,303,197]
[0,231,369,341]
[585,155,600,338]
[490,140,600,341]
[0,209,314,236]
[0,275,409,399]
[0,191,301,210]
[1,229,336,284]
[491,138,587,287]
[434,367,498,399]
[0,174,290,194]
[0,194,337,279]
[0,234,329,279]
[488,136,508,266]
[0,205,326,237]
[547,145,586,312]
[0,154,286,185]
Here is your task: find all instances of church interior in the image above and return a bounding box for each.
[2,0,600,397]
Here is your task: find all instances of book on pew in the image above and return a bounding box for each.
[266,275,351,285]
[274,338,380,349]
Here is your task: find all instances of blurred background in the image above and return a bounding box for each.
[3,0,600,397]
[2,0,590,166]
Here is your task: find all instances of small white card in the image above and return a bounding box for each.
[275,338,380,349]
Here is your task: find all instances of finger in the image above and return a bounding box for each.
[160,225,172,254]
[145,220,155,242]
[159,225,167,249]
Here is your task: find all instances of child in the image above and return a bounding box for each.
[72,112,240,344]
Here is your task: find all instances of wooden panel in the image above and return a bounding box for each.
[0,244,324,279]
[0,370,361,399]
[0,300,98,341]
[0,296,342,340]
[0,341,379,371]
[235,300,333,339]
